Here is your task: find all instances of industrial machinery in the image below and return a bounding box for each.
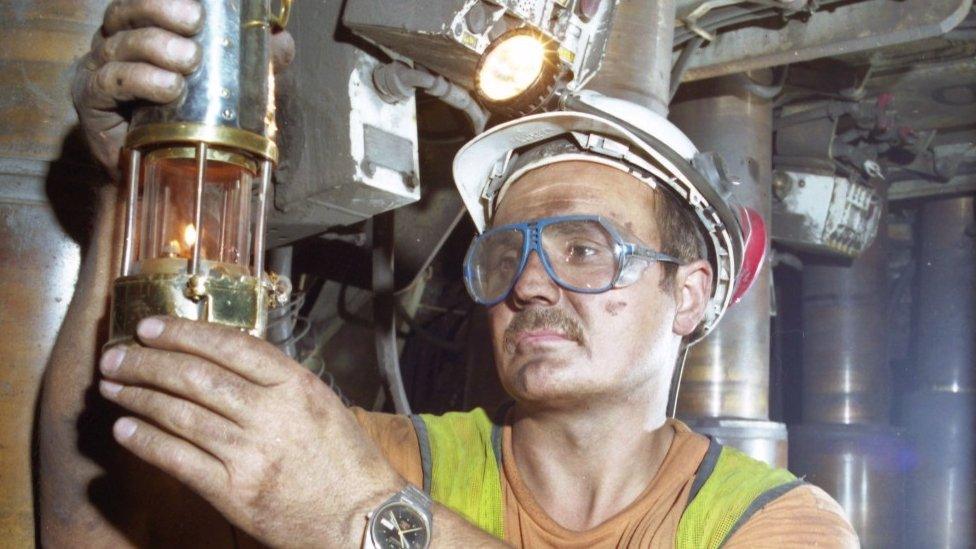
[2,0,975,546]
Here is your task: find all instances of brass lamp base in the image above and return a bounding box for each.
[108,272,269,347]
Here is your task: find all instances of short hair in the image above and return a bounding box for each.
[652,184,708,292]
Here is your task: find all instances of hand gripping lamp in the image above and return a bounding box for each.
[108,0,291,346]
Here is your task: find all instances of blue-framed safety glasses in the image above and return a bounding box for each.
[463,214,682,306]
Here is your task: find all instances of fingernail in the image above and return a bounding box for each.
[100,347,125,374]
[100,379,123,397]
[152,71,180,91]
[114,418,137,440]
[137,317,165,339]
[183,2,204,30]
[167,38,199,65]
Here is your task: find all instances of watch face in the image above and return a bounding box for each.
[370,502,430,549]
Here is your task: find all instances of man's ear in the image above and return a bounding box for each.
[672,259,713,336]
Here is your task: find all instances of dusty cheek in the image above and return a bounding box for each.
[487,309,512,353]
[604,300,628,317]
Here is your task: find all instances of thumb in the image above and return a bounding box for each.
[271,31,295,74]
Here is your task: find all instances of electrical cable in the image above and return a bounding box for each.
[275,316,312,350]
[733,65,789,99]
[670,36,707,100]
[674,5,773,45]
[372,212,412,415]
[373,61,488,134]
[394,300,466,353]
[673,1,845,47]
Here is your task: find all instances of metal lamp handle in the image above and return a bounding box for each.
[271,0,291,30]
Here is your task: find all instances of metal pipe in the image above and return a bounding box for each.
[121,149,141,276]
[190,142,207,275]
[268,246,296,358]
[670,77,774,420]
[588,0,676,115]
[789,423,904,548]
[903,391,974,548]
[903,195,976,548]
[0,2,102,540]
[800,188,890,425]
[685,417,788,468]
[253,159,272,278]
[912,195,975,391]
[0,159,87,546]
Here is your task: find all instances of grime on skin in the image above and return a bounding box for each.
[483,160,712,419]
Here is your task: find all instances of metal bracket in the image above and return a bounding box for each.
[681,0,973,82]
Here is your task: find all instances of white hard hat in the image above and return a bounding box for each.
[452,90,764,339]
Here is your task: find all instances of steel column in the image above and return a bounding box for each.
[670,78,773,422]
[912,196,975,392]
[904,195,975,548]
[588,0,675,115]
[0,0,102,543]
[789,423,904,548]
[670,77,787,467]
[800,198,890,424]
[790,178,903,547]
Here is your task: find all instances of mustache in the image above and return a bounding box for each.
[503,307,586,353]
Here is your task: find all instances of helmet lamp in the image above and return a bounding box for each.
[475,28,559,116]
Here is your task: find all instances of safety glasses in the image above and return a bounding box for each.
[463,214,681,306]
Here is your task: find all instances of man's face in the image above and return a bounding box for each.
[487,161,708,413]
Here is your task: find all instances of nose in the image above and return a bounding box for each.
[510,250,560,307]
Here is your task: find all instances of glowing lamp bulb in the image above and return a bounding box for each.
[477,33,547,102]
[183,224,198,249]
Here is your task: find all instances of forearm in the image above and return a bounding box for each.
[37,187,240,547]
[37,185,127,546]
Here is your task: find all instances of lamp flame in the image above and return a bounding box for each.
[183,224,198,249]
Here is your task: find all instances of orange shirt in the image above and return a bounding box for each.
[353,410,858,548]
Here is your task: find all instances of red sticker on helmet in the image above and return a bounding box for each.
[731,206,766,304]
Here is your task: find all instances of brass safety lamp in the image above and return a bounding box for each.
[108,0,291,346]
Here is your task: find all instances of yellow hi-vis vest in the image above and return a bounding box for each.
[409,408,804,548]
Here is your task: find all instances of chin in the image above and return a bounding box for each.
[501,354,607,405]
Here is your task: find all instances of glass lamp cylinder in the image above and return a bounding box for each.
[108,0,289,346]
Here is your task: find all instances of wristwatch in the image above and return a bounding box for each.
[363,485,433,549]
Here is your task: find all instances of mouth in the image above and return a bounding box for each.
[514,329,575,348]
[502,307,587,356]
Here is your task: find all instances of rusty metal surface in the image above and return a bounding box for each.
[587,0,675,115]
[671,79,772,420]
[789,423,904,548]
[0,160,85,546]
[682,417,788,468]
[801,197,890,424]
[912,195,975,391]
[0,1,104,545]
[0,1,101,160]
[682,0,973,82]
